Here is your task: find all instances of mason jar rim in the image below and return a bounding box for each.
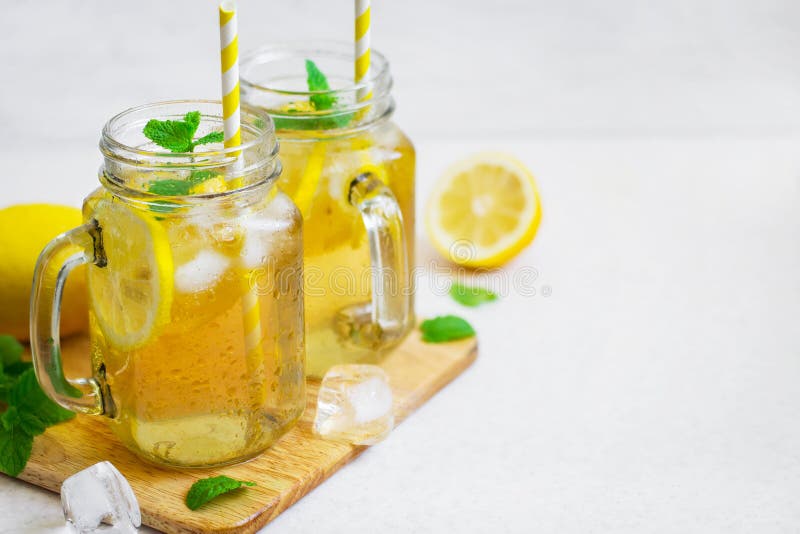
[98,99,281,204]
[100,99,277,163]
[240,41,391,100]
[240,42,395,137]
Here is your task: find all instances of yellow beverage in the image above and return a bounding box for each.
[242,44,417,376]
[83,188,304,467]
[278,128,415,375]
[30,101,304,468]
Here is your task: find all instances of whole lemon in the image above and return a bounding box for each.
[0,204,88,341]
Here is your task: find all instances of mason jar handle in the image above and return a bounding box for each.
[29,220,108,416]
[347,172,410,347]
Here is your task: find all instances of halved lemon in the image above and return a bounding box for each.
[426,153,542,268]
[88,199,173,350]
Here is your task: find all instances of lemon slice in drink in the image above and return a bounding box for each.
[189,176,228,195]
[426,153,542,268]
[88,199,173,349]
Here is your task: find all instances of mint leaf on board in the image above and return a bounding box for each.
[185,475,256,510]
[0,420,33,477]
[420,315,476,343]
[143,111,224,153]
[0,374,14,403]
[0,406,19,430]
[9,369,74,427]
[2,406,46,437]
[3,361,32,377]
[0,345,76,477]
[0,361,28,403]
[449,282,499,307]
[0,335,23,367]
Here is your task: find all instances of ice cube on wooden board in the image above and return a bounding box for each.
[313,364,394,445]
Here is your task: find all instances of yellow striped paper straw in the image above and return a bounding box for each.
[219,1,266,400]
[355,0,371,100]
[219,0,241,151]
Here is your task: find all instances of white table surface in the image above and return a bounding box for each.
[2,136,800,533]
[2,1,800,532]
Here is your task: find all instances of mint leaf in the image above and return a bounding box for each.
[186,475,256,510]
[272,61,355,131]
[3,361,32,377]
[189,170,218,183]
[273,113,354,131]
[183,111,201,135]
[0,374,15,403]
[193,131,224,147]
[147,170,220,200]
[420,315,476,343]
[306,59,336,111]
[148,179,194,197]
[143,110,223,153]
[9,369,74,427]
[0,406,19,430]
[0,349,75,478]
[0,335,23,367]
[449,282,498,307]
[2,406,46,437]
[143,117,196,153]
[0,420,33,477]
[150,201,180,215]
[0,342,19,403]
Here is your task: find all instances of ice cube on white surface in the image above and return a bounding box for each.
[313,364,394,445]
[61,461,141,533]
[174,249,230,293]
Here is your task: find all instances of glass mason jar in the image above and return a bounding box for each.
[30,101,305,468]
[241,42,415,377]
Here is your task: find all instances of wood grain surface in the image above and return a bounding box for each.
[15,332,477,533]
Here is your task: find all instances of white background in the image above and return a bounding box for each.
[1,1,799,532]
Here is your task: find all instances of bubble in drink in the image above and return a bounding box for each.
[174,249,230,293]
[61,461,141,533]
[314,364,394,445]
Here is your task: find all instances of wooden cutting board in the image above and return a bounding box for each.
[15,332,477,533]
